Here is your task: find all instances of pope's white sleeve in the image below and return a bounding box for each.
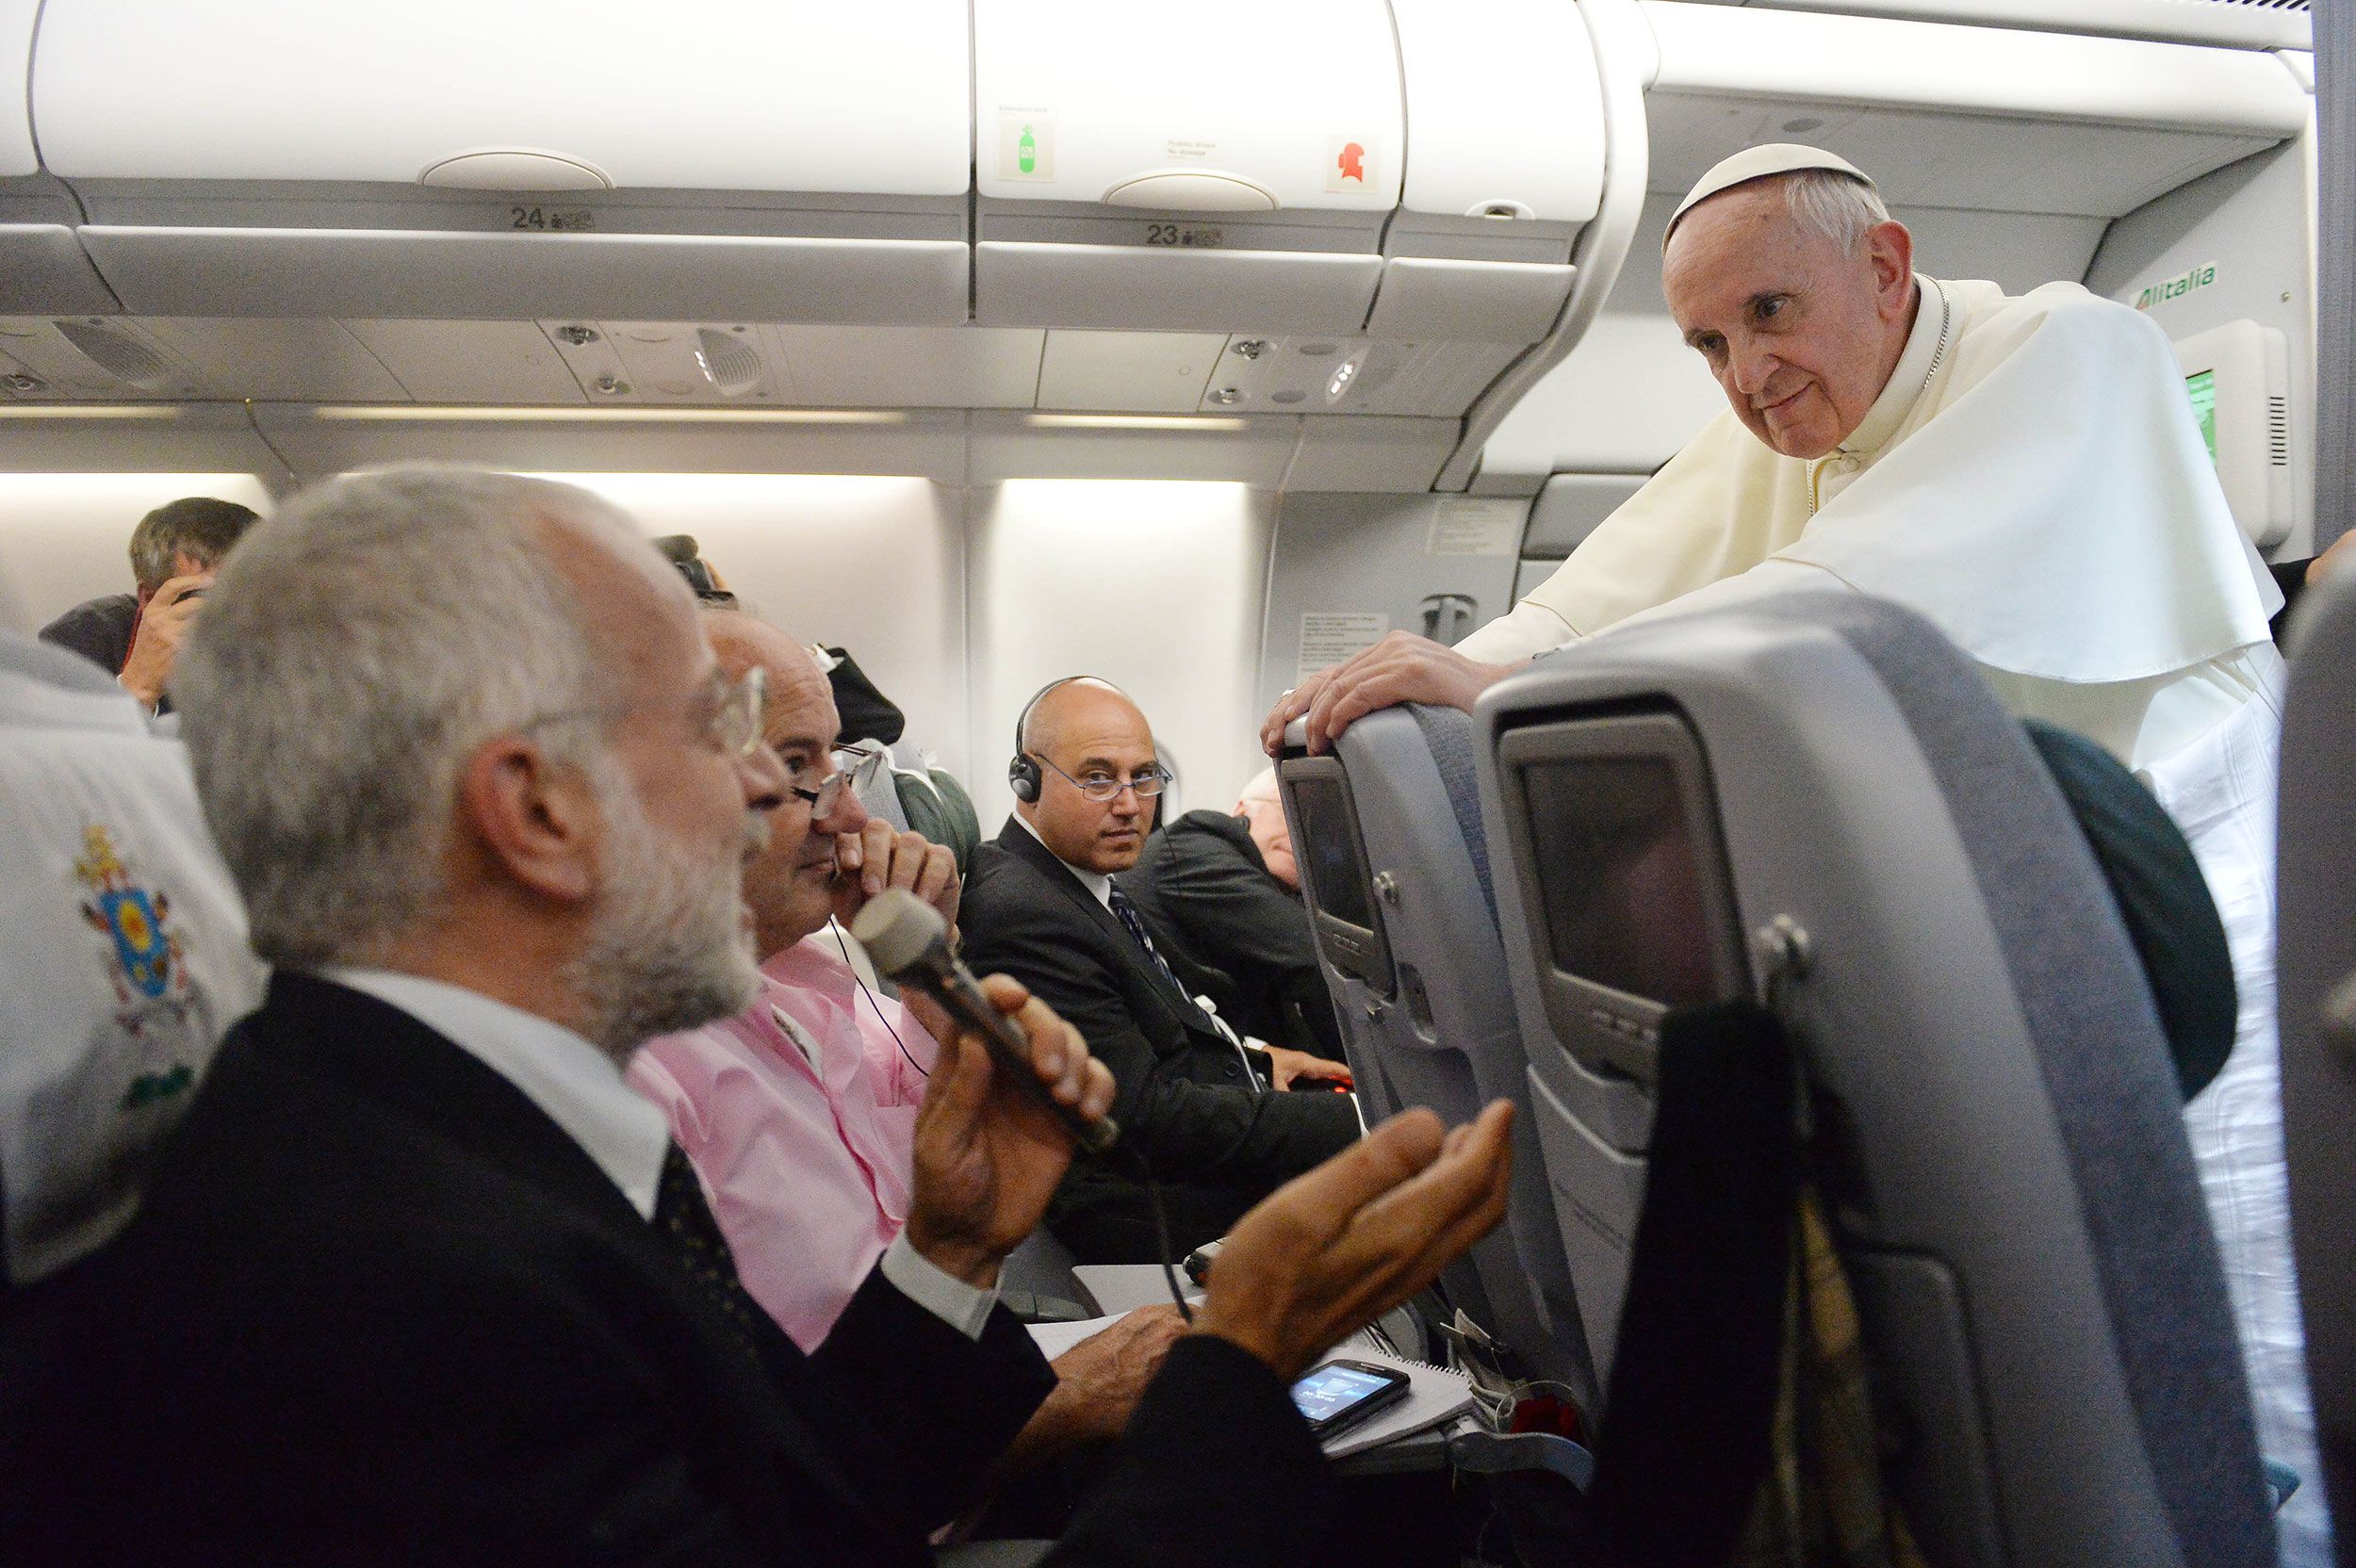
[1455,599,1580,663]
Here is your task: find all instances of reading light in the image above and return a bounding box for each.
[0,403,185,420]
[1023,414,1251,433]
[304,406,908,425]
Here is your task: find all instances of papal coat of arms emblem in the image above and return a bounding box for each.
[74,824,199,1108]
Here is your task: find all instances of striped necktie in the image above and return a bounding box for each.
[1106,884,1195,1004]
[1109,885,1258,1076]
[653,1141,766,1366]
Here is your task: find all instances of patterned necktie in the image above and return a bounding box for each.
[1106,884,1188,996]
[1110,884,1259,1086]
[653,1141,767,1367]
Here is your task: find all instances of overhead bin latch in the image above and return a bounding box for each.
[1102,171,1280,213]
[418,151,615,191]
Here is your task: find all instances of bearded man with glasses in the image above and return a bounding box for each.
[960,678,1363,1265]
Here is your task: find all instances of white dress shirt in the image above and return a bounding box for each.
[319,967,995,1339]
[1013,809,1114,909]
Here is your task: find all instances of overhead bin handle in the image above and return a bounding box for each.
[1101,171,1280,213]
[1465,199,1537,220]
[418,151,615,191]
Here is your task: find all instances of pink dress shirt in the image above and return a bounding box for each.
[628,933,937,1351]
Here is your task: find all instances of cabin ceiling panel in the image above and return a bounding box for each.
[249,406,969,486]
[1646,90,2277,218]
[1474,312,1723,485]
[763,326,1046,409]
[1197,335,1518,418]
[1283,416,1459,492]
[339,320,586,404]
[1037,331,1227,414]
[137,318,409,402]
[967,412,1294,485]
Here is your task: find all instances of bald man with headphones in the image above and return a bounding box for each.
[960,678,1362,1263]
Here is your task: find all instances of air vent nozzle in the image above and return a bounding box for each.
[54,320,175,393]
[694,329,765,398]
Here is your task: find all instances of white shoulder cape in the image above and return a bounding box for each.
[1495,280,2280,683]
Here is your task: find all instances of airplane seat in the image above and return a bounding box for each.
[994,1220,1094,1325]
[1403,703,1499,915]
[1474,587,2275,1567]
[1279,704,1598,1411]
[892,759,983,879]
[2276,568,2356,1552]
[843,742,912,832]
[0,635,263,1309]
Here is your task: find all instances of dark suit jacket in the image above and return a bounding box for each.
[961,822,1359,1261]
[36,592,136,678]
[1119,809,1346,1061]
[0,972,1343,1567]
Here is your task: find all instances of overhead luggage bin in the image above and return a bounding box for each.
[1672,0,2312,53]
[973,0,1403,335]
[30,0,973,322]
[1639,2,2312,218]
[0,0,115,317]
[972,0,1609,351]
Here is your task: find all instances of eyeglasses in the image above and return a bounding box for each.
[785,742,883,816]
[523,664,767,760]
[1033,753,1173,803]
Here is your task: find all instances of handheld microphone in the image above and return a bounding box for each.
[852,890,1120,1155]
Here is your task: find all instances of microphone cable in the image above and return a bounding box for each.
[1119,1142,1195,1325]
[838,905,1194,1324]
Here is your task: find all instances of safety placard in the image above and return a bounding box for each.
[1326,137,1374,194]
[1298,612,1389,682]
[997,111,1055,181]
[1427,498,1522,557]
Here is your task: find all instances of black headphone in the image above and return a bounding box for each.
[1007,677,1087,804]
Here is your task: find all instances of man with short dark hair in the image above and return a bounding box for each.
[962,679,1361,1263]
[39,495,260,709]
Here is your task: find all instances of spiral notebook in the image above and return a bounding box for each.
[1312,1335,1477,1459]
[1025,1318,1475,1458]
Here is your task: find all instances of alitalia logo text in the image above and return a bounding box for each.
[2136,262,2217,311]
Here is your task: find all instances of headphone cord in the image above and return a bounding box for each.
[835,923,930,1080]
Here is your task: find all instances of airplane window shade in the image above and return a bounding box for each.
[1291,776,1378,933]
[1524,756,1719,1012]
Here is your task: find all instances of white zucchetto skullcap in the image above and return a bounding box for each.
[1663,143,1876,252]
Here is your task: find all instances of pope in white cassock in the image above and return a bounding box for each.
[1268,144,2321,1565]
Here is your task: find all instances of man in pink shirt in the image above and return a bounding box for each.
[630,611,1179,1464]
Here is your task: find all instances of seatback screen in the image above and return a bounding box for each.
[1524,757,1721,1010]
[1288,776,1377,932]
